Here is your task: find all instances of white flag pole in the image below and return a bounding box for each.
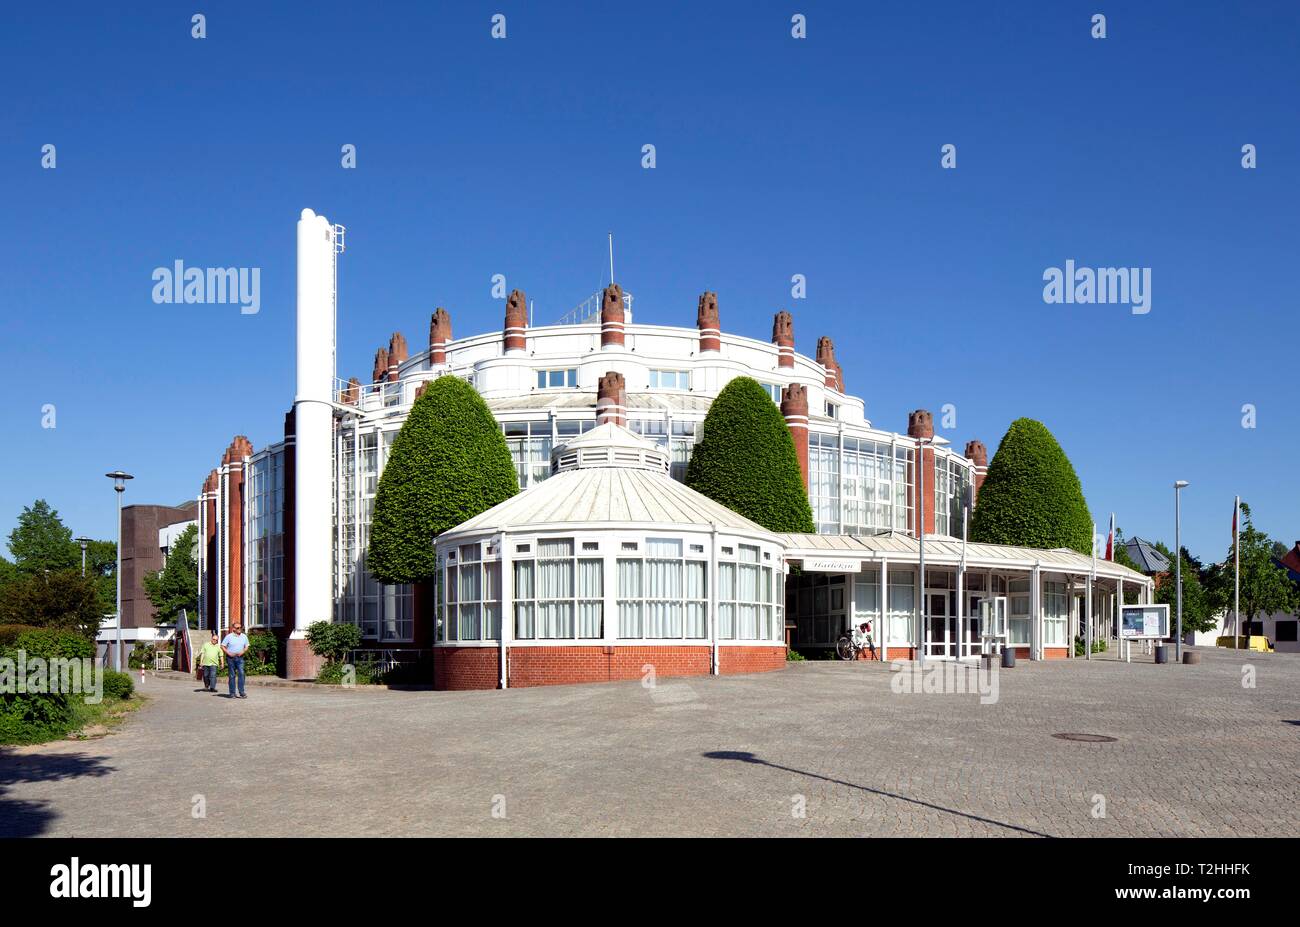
[958,502,968,658]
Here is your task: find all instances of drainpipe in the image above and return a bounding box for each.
[710,522,720,675]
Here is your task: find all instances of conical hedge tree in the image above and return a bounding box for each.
[367,376,519,584]
[970,418,1092,555]
[685,376,815,533]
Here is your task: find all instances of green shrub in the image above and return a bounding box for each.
[245,631,278,675]
[970,418,1092,555]
[685,377,815,533]
[0,624,42,647]
[315,656,380,686]
[0,691,74,744]
[1073,636,1108,656]
[368,375,519,584]
[101,670,134,700]
[785,649,806,662]
[305,621,362,664]
[13,628,95,660]
[127,642,154,670]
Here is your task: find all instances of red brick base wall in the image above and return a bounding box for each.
[285,637,325,681]
[886,646,917,661]
[1043,647,1069,660]
[433,644,787,690]
[718,645,787,674]
[434,646,500,690]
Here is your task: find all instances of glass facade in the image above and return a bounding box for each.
[245,447,286,628]
[934,454,973,537]
[810,433,914,535]
[334,425,414,641]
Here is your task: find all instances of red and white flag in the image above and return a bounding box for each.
[1104,513,1115,561]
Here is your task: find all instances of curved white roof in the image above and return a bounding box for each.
[442,424,776,537]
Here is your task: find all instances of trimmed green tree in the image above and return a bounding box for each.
[970,418,1092,555]
[367,376,519,584]
[142,523,198,624]
[8,500,78,575]
[685,376,815,533]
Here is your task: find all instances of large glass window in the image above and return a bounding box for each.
[648,369,689,390]
[1008,577,1031,645]
[617,538,706,639]
[503,421,552,488]
[811,434,912,536]
[935,454,973,537]
[853,569,881,628]
[887,570,915,643]
[719,544,778,641]
[245,447,285,628]
[536,368,578,389]
[1043,580,1068,646]
[809,433,841,534]
[513,538,602,640]
[443,543,501,642]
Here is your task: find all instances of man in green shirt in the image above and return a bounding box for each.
[197,632,223,692]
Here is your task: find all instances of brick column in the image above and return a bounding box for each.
[781,383,810,489]
[964,440,989,503]
[504,289,528,353]
[815,336,845,392]
[597,371,627,426]
[429,307,452,365]
[601,284,626,349]
[222,435,254,630]
[338,377,360,405]
[386,332,408,382]
[772,311,794,368]
[696,291,720,353]
[907,410,935,536]
[371,347,389,383]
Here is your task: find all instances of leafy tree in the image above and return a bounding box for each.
[7,500,78,575]
[970,418,1092,555]
[142,523,198,625]
[1151,542,1214,634]
[685,376,815,533]
[1205,502,1299,630]
[0,555,15,592]
[0,570,104,639]
[368,376,519,584]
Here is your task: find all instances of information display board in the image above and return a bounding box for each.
[1120,604,1170,640]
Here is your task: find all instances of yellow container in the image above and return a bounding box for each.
[1215,635,1274,652]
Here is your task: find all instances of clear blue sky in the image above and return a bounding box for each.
[1,1,1296,563]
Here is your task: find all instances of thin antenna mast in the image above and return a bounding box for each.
[608,232,615,285]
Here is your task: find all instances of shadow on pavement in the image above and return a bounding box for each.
[0,751,116,837]
[703,749,1052,837]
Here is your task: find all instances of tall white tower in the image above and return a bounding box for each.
[290,208,338,675]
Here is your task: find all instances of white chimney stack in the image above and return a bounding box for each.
[292,208,337,651]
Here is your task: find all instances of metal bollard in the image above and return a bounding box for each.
[1154,645,1168,664]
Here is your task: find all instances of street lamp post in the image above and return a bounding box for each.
[74,536,91,577]
[1174,480,1189,663]
[105,471,133,671]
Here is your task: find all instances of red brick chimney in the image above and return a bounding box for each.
[429,307,452,365]
[597,371,627,426]
[781,383,810,489]
[697,291,720,353]
[504,289,528,353]
[964,440,989,502]
[221,435,254,629]
[907,410,935,536]
[772,311,794,368]
[201,469,219,631]
[816,336,845,391]
[339,377,361,405]
[372,347,389,384]
[601,284,626,349]
[387,333,408,382]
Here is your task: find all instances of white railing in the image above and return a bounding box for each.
[555,290,634,326]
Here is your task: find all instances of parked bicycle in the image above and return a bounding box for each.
[836,621,877,661]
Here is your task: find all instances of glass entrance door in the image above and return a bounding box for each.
[926,591,956,658]
[965,593,984,658]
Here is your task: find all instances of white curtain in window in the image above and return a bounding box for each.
[618,558,642,637]
[889,573,915,642]
[685,561,707,638]
[718,563,736,639]
[578,558,602,638]
[513,561,534,639]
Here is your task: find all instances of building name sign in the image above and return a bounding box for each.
[803,557,863,573]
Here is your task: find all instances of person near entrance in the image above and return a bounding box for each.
[197,631,223,692]
[221,622,250,699]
